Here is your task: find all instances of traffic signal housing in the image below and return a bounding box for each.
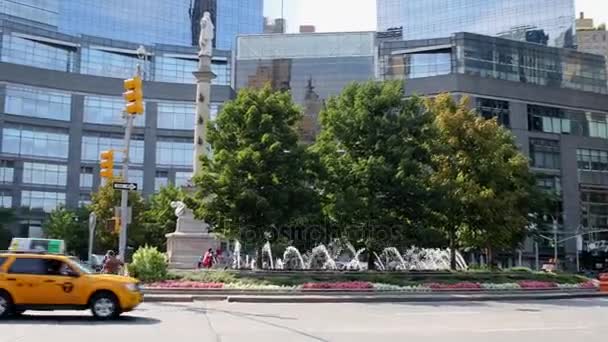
[123,76,144,115]
[100,150,114,179]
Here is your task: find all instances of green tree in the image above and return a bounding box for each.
[43,206,89,258]
[191,86,320,250]
[312,81,438,268]
[141,184,184,251]
[0,209,15,250]
[90,181,146,253]
[426,94,537,268]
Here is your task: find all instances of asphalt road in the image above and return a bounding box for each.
[3,298,608,342]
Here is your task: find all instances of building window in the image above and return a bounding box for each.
[81,48,148,79]
[589,121,608,139]
[20,191,65,213]
[2,125,69,159]
[581,186,608,231]
[4,85,71,121]
[155,171,168,191]
[530,138,560,170]
[577,149,608,171]
[156,139,193,167]
[127,169,143,190]
[384,52,451,80]
[157,102,195,130]
[155,56,197,84]
[528,105,572,134]
[81,134,144,164]
[84,96,145,127]
[80,167,94,188]
[476,98,510,126]
[0,161,14,184]
[0,192,12,208]
[79,194,92,208]
[536,175,561,194]
[22,162,67,186]
[211,60,231,86]
[1,35,75,72]
[174,171,191,187]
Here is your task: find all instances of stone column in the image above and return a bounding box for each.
[192,56,216,176]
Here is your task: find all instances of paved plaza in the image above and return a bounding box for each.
[2,298,608,342]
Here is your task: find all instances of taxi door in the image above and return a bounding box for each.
[0,256,17,299]
[3,257,47,305]
[37,260,88,306]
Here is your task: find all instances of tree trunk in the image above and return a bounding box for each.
[487,246,494,270]
[367,249,376,271]
[449,229,457,270]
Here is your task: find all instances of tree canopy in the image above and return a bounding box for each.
[191,86,320,249]
[311,81,441,266]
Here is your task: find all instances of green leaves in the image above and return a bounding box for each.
[42,206,89,258]
[192,86,320,247]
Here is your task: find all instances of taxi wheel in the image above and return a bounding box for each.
[90,292,120,320]
[0,292,13,319]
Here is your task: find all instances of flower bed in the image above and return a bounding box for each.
[517,280,558,289]
[301,281,373,290]
[147,280,224,289]
[144,279,597,292]
[426,282,482,290]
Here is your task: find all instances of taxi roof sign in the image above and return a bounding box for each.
[9,238,66,254]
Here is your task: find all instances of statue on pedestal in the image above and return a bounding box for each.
[198,12,214,57]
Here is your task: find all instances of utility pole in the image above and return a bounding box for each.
[118,46,146,260]
[553,217,559,267]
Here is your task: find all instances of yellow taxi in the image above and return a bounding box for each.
[0,251,143,319]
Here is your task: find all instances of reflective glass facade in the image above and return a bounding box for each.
[55,0,262,48]
[155,56,231,85]
[0,0,58,26]
[236,32,376,104]
[379,33,608,95]
[0,160,14,183]
[20,190,65,213]
[22,162,67,186]
[1,34,75,72]
[156,138,193,167]
[2,125,69,159]
[58,0,192,46]
[84,96,145,127]
[377,0,575,47]
[81,134,145,165]
[4,85,71,121]
[215,0,263,49]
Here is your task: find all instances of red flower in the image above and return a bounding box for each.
[517,281,557,289]
[148,281,224,289]
[578,281,597,289]
[301,282,373,290]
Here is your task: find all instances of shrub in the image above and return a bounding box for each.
[508,267,533,273]
[128,246,168,282]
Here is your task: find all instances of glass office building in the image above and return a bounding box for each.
[377,0,575,47]
[0,0,59,27]
[2,0,263,48]
[236,32,376,142]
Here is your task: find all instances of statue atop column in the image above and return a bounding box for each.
[198,12,214,57]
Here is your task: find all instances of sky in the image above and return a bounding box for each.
[264,0,608,33]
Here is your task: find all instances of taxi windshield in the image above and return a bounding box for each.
[69,257,94,274]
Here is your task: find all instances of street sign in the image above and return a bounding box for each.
[113,182,138,191]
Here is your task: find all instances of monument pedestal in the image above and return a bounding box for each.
[166,209,219,269]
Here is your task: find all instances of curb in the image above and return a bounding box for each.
[225,292,608,304]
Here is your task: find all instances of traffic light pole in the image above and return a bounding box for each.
[118,63,142,261]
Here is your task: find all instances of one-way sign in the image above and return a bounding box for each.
[113,182,138,191]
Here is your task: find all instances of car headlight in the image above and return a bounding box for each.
[125,283,139,292]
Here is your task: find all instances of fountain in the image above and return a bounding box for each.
[261,241,274,269]
[283,246,306,270]
[308,244,337,270]
[229,240,468,271]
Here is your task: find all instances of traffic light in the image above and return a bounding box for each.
[123,76,144,115]
[99,150,114,179]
